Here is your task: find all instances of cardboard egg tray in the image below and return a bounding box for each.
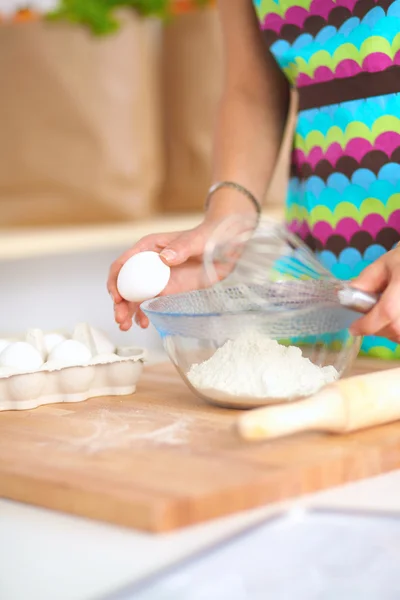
[0,325,146,411]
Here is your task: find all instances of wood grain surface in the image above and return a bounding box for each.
[0,359,399,533]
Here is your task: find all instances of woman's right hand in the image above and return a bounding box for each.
[108,220,223,331]
[108,185,260,331]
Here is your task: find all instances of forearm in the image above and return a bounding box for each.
[206,0,290,221]
[207,84,289,220]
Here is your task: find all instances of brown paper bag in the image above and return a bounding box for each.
[0,7,289,228]
[0,13,162,227]
[159,7,223,213]
[159,6,293,213]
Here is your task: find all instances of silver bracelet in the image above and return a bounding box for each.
[205,181,262,218]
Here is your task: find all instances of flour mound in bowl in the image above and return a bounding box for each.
[187,331,338,400]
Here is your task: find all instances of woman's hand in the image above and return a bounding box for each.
[351,245,400,342]
[108,183,260,332]
[106,209,253,331]
[108,224,212,330]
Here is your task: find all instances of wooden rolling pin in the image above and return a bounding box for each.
[238,367,400,441]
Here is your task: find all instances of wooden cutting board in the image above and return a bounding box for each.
[0,359,399,533]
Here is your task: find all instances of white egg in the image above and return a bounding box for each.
[44,333,67,354]
[0,339,10,354]
[49,340,92,366]
[117,251,170,303]
[0,342,44,372]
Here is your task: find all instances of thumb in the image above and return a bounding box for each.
[353,257,388,293]
[159,227,208,266]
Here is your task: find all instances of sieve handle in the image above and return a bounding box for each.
[337,286,379,314]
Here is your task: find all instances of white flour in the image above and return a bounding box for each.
[188,331,338,399]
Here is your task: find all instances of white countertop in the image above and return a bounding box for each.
[2,470,400,600]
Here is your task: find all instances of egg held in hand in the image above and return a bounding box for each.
[117,251,171,303]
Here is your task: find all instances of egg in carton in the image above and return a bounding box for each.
[0,324,146,411]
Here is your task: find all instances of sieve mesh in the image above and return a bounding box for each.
[142,285,359,344]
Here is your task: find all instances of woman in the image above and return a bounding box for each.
[108,0,400,358]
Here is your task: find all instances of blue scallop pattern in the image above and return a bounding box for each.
[297,93,400,136]
[361,336,399,353]
[287,169,400,212]
[364,244,387,261]
[317,251,374,280]
[270,7,400,70]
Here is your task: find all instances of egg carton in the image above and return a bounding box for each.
[0,324,146,411]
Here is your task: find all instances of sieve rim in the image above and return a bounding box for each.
[140,295,344,321]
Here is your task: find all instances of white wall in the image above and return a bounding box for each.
[0,247,163,352]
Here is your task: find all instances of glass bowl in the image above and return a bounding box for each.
[141,286,362,409]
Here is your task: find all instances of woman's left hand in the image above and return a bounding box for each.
[350,244,400,341]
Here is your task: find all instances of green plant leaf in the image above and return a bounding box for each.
[48,0,211,34]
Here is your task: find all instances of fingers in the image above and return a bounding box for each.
[114,301,149,331]
[366,318,400,342]
[134,308,149,329]
[352,256,389,294]
[114,300,135,331]
[351,268,400,341]
[160,226,209,266]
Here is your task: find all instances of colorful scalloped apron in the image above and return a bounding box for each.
[253,0,400,359]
